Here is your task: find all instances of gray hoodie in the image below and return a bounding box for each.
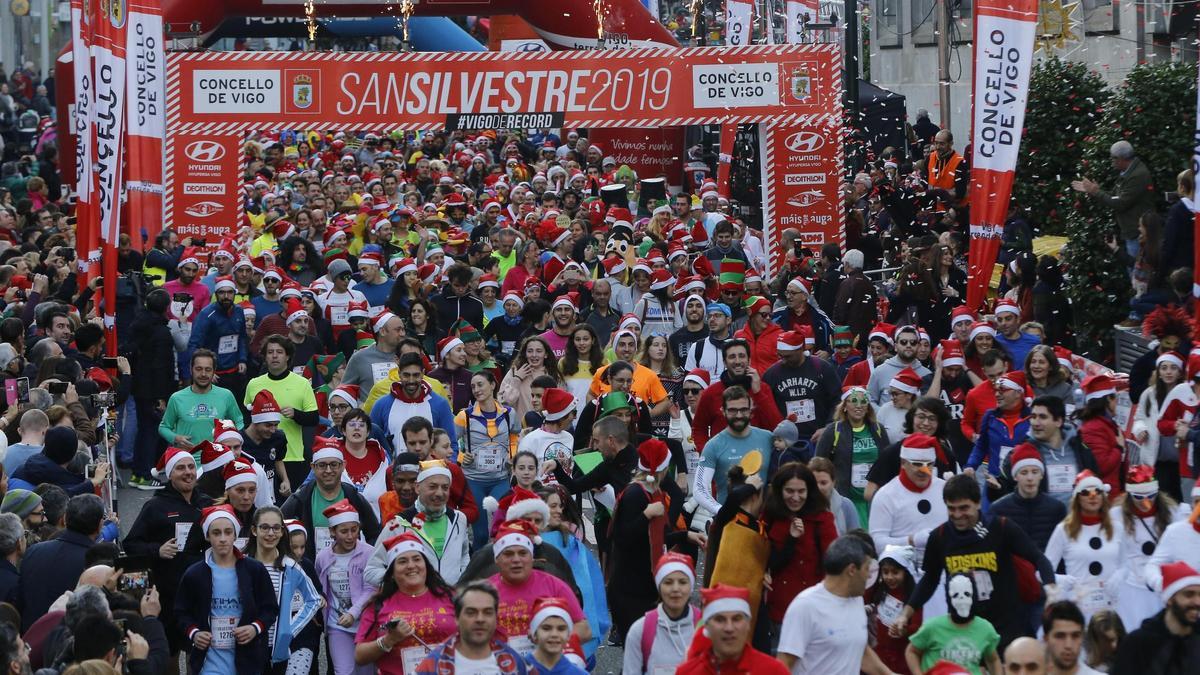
[867,355,931,405]
[622,603,699,674]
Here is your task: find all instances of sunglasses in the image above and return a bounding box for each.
[684,388,703,395]
[896,339,917,346]
[845,395,870,405]
[1077,488,1104,497]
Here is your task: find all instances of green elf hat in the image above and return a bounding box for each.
[832,326,854,348]
[598,391,634,418]
[354,330,376,350]
[307,353,347,378]
[718,258,746,289]
[323,247,348,264]
[453,318,483,343]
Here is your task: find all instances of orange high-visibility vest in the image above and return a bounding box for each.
[928,150,967,212]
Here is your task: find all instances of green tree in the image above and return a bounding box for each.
[1062,60,1196,360]
[1013,57,1109,234]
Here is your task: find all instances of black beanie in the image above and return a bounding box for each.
[43,426,78,465]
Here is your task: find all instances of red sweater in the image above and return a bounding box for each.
[691,379,783,453]
[842,358,874,388]
[764,510,837,623]
[734,322,784,375]
[961,379,998,442]
[1079,416,1124,494]
[676,631,790,675]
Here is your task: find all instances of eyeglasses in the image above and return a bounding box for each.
[28,509,44,518]
[845,395,870,405]
[328,403,352,413]
[724,407,752,417]
[313,461,344,471]
[913,412,939,423]
[255,524,283,532]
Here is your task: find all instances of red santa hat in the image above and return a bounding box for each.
[1081,374,1116,401]
[283,298,307,325]
[437,336,464,361]
[1156,351,1184,370]
[154,447,195,482]
[969,321,997,341]
[262,266,283,282]
[371,311,397,334]
[776,330,806,353]
[322,499,360,528]
[311,436,344,464]
[346,300,370,321]
[238,301,256,318]
[477,274,500,291]
[889,368,923,396]
[1126,464,1159,499]
[700,584,752,624]
[601,257,627,277]
[528,597,574,637]
[214,275,237,292]
[868,323,895,345]
[842,385,869,401]
[284,519,306,537]
[213,419,241,445]
[950,307,976,328]
[502,293,524,310]
[1010,444,1045,476]
[683,369,711,390]
[417,459,452,483]
[940,340,965,368]
[787,277,811,295]
[540,388,576,422]
[177,247,204,269]
[1160,561,1200,602]
[201,505,240,536]
[654,552,696,588]
[223,460,257,490]
[384,531,432,565]
[994,299,1021,317]
[637,439,671,476]
[329,385,360,408]
[198,440,235,472]
[1073,469,1111,496]
[619,314,641,331]
[1053,346,1074,370]
[505,486,551,523]
[552,293,579,312]
[392,258,418,277]
[251,389,283,424]
[494,519,540,558]
[899,434,940,463]
[233,256,254,271]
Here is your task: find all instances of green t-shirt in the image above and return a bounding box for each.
[158,385,245,451]
[849,424,878,527]
[420,514,448,556]
[910,615,1000,675]
[311,487,346,529]
[496,249,518,281]
[245,372,319,463]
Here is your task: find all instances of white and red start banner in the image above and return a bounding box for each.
[164,44,842,261]
[965,0,1038,311]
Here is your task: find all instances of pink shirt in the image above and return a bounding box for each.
[162,279,212,322]
[355,590,457,675]
[488,569,584,641]
[539,329,571,359]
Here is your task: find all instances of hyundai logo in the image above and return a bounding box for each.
[184,141,226,163]
[516,41,547,52]
[784,131,824,153]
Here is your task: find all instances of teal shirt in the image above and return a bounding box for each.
[699,427,773,503]
[158,385,245,446]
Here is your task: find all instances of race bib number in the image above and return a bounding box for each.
[218,334,238,355]
[786,399,816,423]
[685,449,700,477]
[401,645,430,673]
[210,616,237,650]
[507,636,533,654]
[370,361,393,385]
[851,463,870,489]
[1047,464,1075,493]
[877,594,905,627]
[478,451,505,473]
[174,522,192,551]
[315,528,333,552]
[1077,580,1112,616]
[330,306,349,325]
[330,569,352,610]
[972,570,994,601]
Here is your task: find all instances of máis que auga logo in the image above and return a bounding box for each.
[184,201,225,218]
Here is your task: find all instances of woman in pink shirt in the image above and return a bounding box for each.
[354,531,457,674]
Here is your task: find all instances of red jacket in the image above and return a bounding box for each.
[764,511,837,623]
[1079,415,1124,495]
[676,630,790,675]
[447,462,480,524]
[961,380,998,442]
[1155,383,1197,479]
[734,322,784,375]
[691,378,783,453]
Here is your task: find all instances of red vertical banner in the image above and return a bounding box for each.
[964,0,1038,312]
[1193,57,1200,337]
[90,0,129,352]
[125,0,166,248]
[587,127,685,190]
[758,119,844,276]
[70,0,95,275]
[716,123,737,198]
[167,134,243,241]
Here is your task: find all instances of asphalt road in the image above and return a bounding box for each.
[115,471,629,673]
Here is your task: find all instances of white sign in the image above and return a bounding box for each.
[193,69,281,114]
[692,63,778,109]
[971,17,1035,172]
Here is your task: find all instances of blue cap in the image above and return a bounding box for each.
[706,302,732,318]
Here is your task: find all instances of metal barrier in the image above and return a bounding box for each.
[1113,326,1151,375]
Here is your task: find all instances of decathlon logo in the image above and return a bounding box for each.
[784,131,825,153]
[185,141,226,163]
[184,201,224,218]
